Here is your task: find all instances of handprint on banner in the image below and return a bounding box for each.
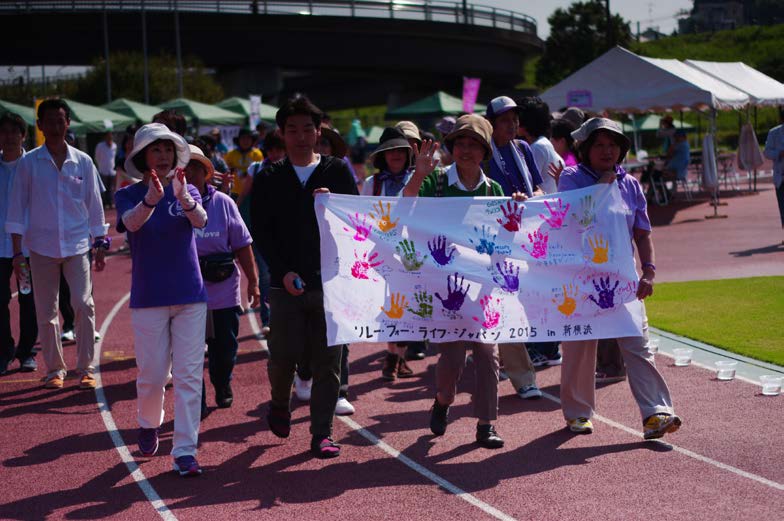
[588,277,620,309]
[552,284,578,317]
[351,250,384,280]
[380,292,407,319]
[493,260,520,293]
[588,234,609,264]
[521,228,549,259]
[435,272,470,311]
[496,200,524,232]
[343,212,373,241]
[473,295,502,329]
[428,235,456,266]
[395,239,427,271]
[571,195,596,228]
[539,199,570,229]
[468,225,498,255]
[369,201,399,233]
[407,290,434,319]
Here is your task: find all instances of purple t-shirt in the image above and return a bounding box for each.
[194,185,252,310]
[115,181,207,309]
[557,164,651,239]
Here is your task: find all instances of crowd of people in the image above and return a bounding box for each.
[0,92,686,477]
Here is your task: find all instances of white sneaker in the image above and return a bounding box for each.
[335,396,355,416]
[60,330,75,342]
[517,385,543,400]
[293,374,312,402]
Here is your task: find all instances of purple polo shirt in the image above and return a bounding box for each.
[557,164,651,239]
[115,182,207,309]
[194,185,253,310]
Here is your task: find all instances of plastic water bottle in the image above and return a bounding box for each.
[17,261,31,295]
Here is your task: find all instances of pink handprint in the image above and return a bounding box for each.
[521,229,549,259]
[496,200,524,232]
[472,296,502,329]
[539,199,570,229]
[343,212,372,241]
[351,250,383,279]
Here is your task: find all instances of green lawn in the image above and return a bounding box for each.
[645,277,784,366]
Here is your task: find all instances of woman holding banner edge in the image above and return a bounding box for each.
[556,118,681,440]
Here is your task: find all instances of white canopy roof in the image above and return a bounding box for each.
[540,47,750,113]
[684,60,784,106]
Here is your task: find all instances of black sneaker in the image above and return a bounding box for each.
[19,356,37,372]
[216,383,233,408]
[267,404,292,438]
[430,398,449,436]
[405,342,426,360]
[311,436,341,458]
[476,424,504,449]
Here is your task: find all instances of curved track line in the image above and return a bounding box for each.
[92,292,179,521]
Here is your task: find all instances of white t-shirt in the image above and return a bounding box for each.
[531,136,563,194]
[292,155,321,186]
[94,141,117,177]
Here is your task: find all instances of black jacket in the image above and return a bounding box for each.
[250,155,358,291]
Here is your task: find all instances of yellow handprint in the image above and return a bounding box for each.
[380,292,408,319]
[589,234,609,264]
[369,201,399,233]
[552,284,577,317]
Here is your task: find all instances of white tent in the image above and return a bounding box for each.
[539,46,750,113]
[684,60,784,106]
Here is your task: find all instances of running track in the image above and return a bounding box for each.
[0,187,783,521]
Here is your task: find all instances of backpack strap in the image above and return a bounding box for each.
[434,170,447,198]
[373,174,382,196]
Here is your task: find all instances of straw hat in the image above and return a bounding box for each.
[187,144,214,181]
[394,120,422,144]
[444,114,493,160]
[124,123,190,180]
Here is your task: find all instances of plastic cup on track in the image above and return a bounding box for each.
[673,348,693,367]
[647,339,659,354]
[714,360,737,381]
[759,375,782,396]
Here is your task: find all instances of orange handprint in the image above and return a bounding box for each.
[370,201,399,233]
[552,284,578,317]
[588,235,609,264]
[380,292,407,319]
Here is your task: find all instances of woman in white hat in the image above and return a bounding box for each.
[115,122,209,477]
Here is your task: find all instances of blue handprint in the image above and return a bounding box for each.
[493,261,520,293]
[468,225,497,256]
[435,272,470,311]
[428,235,456,266]
[588,276,620,309]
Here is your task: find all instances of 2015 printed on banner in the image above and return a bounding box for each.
[316,183,644,345]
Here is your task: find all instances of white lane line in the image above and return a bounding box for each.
[337,415,517,521]
[92,292,179,521]
[538,390,784,491]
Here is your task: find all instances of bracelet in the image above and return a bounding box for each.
[92,237,112,251]
[183,201,198,212]
[141,198,156,209]
[642,262,656,272]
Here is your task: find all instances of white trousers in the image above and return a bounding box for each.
[131,302,207,458]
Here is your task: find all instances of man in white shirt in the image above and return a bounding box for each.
[517,96,564,195]
[6,99,109,390]
[94,131,117,208]
[763,109,784,237]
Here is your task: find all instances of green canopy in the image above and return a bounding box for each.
[621,114,694,133]
[365,126,384,145]
[386,91,484,119]
[0,99,86,135]
[160,98,246,126]
[216,97,278,123]
[102,98,161,123]
[63,99,134,133]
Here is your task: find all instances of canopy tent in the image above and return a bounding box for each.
[621,114,694,133]
[159,98,246,126]
[386,91,484,120]
[102,98,161,123]
[216,97,278,123]
[62,99,134,133]
[0,99,86,135]
[684,60,784,106]
[365,126,384,145]
[539,47,749,113]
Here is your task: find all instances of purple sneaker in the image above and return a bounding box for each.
[173,455,202,477]
[138,428,159,457]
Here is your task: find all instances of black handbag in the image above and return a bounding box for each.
[199,252,236,283]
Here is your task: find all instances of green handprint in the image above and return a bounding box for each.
[571,195,596,228]
[396,239,427,271]
[407,290,433,318]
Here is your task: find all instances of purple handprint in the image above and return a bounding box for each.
[539,199,570,229]
[343,212,372,241]
[435,272,470,311]
[428,235,456,266]
[496,200,524,232]
[472,296,502,329]
[493,261,520,292]
[588,276,620,309]
[521,229,549,259]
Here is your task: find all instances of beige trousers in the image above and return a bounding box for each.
[436,341,499,422]
[498,342,536,391]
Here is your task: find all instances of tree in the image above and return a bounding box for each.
[536,1,632,89]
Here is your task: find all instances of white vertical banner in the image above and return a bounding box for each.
[249,95,261,130]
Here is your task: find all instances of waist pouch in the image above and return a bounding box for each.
[199,252,236,283]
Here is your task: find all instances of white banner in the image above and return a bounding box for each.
[316,183,644,345]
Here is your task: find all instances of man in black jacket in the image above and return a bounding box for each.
[250,95,358,459]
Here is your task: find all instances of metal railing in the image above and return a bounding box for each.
[0,0,537,35]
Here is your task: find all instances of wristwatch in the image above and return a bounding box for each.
[92,237,112,251]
